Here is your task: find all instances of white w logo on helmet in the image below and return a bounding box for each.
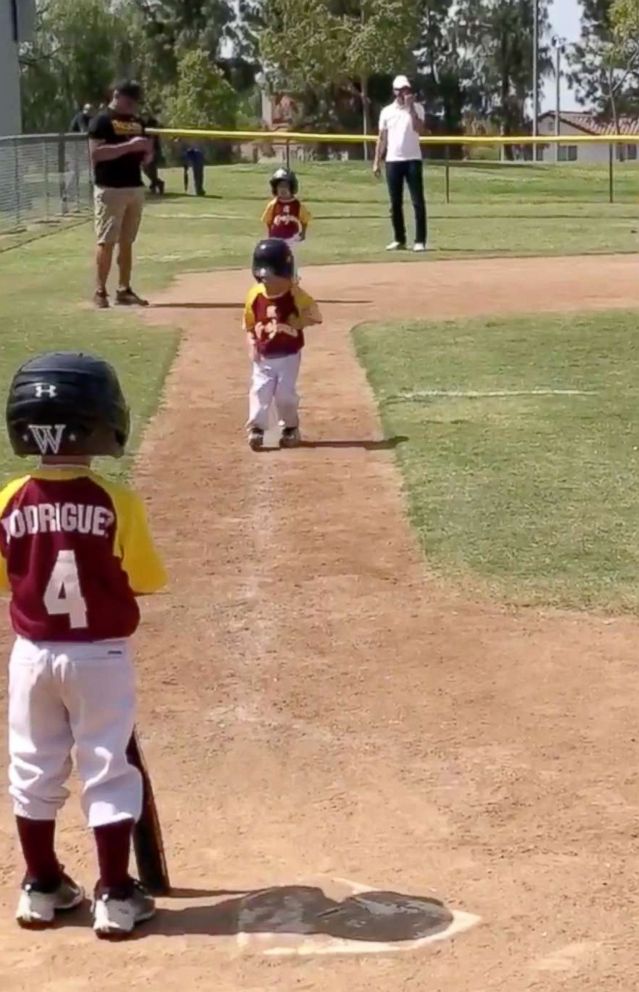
[28,425,66,455]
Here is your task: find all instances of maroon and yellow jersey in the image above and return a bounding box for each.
[243,284,322,358]
[0,468,167,642]
[261,197,311,241]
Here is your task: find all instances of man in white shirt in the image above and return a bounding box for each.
[373,74,427,252]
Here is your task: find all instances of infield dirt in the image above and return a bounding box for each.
[2,254,639,991]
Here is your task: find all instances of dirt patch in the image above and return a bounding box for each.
[2,255,639,991]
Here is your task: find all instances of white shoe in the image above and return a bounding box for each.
[385,241,406,251]
[93,880,156,939]
[16,874,84,928]
[413,242,427,252]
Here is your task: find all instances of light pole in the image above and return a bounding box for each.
[532,0,539,138]
[552,37,567,163]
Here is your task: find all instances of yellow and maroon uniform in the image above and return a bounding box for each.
[243,283,321,359]
[0,468,166,642]
[261,197,311,241]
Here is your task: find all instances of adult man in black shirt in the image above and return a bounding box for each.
[88,80,153,309]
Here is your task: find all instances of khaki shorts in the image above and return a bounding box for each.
[94,186,145,246]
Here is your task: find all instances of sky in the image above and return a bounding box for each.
[543,0,583,111]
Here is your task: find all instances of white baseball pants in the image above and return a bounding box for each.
[285,236,300,277]
[8,636,142,827]
[248,353,302,432]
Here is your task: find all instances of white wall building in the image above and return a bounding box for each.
[0,0,35,136]
[538,111,639,163]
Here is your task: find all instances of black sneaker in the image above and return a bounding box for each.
[115,287,148,307]
[248,428,264,451]
[280,427,301,448]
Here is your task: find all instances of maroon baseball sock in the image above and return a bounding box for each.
[16,816,61,889]
[94,819,133,891]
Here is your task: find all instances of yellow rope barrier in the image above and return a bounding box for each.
[149,126,637,146]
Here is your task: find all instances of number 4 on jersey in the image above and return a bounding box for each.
[44,550,88,629]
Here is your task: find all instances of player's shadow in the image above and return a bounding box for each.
[149,302,243,310]
[149,300,371,309]
[300,436,408,450]
[144,884,454,942]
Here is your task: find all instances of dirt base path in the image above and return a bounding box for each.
[3,254,639,991]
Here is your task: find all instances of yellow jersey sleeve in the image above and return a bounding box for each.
[101,481,167,595]
[293,287,323,327]
[243,284,262,334]
[0,475,30,592]
[261,199,276,226]
[299,203,311,226]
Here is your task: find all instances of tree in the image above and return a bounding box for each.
[416,0,486,139]
[260,0,419,152]
[115,0,236,94]
[162,48,238,158]
[21,0,130,131]
[572,32,639,131]
[611,0,639,38]
[342,0,420,153]
[570,0,639,120]
[453,0,551,154]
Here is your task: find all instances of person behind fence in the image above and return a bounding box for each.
[181,143,206,196]
[244,238,322,453]
[261,168,310,279]
[88,80,153,310]
[70,104,95,134]
[142,114,165,195]
[373,74,427,253]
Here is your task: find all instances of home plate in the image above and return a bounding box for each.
[235,876,480,957]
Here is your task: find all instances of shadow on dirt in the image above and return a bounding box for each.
[48,885,452,943]
[300,436,408,450]
[148,885,453,941]
[149,299,371,310]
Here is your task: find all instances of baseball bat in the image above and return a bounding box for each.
[126,730,171,895]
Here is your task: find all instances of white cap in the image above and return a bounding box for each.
[392,74,411,91]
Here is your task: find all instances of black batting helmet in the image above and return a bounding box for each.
[270,167,298,196]
[252,239,295,281]
[6,352,130,458]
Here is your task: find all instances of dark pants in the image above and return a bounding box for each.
[143,161,165,194]
[385,160,427,245]
[183,158,205,196]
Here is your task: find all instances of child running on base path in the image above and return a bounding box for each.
[243,238,322,451]
[1,352,167,939]
[261,167,310,277]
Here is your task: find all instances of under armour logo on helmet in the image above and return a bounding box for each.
[28,424,65,455]
[34,382,57,398]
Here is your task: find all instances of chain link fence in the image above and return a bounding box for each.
[0,133,92,233]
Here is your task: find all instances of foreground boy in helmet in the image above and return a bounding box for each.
[244,239,322,450]
[261,167,310,277]
[1,352,167,938]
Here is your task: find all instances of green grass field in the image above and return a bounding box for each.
[355,310,639,612]
[3,160,639,260]
[129,161,639,262]
[2,161,639,611]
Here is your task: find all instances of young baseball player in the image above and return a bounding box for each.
[1,351,167,939]
[261,167,310,276]
[244,238,322,451]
